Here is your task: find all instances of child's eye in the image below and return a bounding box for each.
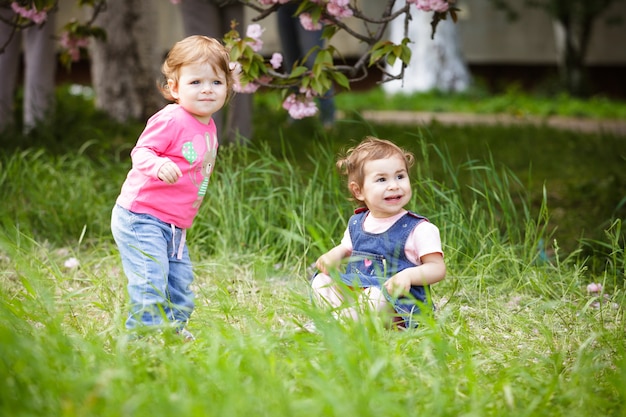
[376,177,386,183]
[397,174,405,180]
[190,80,200,85]
[212,80,223,86]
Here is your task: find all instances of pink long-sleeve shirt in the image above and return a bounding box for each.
[116,104,219,229]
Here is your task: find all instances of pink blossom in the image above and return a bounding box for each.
[299,13,322,31]
[587,283,603,293]
[249,39,264,53]
[229,61,242,89]
[326,0,353,18]
[60,31,90,62]
[233,79,260,94]
[245,24,265,52]
[246,24,264,40]
[327,3,353,18]
[229,61,242,74]
[270,53,283,70]
[282,93,318,119]
[169,0,181,4]
[11,2,48,24]
[430,0,450,12]
[409,0,450,12]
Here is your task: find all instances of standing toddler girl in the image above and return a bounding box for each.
[312,137,446,328]
[111,35,235,339]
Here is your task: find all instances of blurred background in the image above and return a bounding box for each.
[50,0,626,97]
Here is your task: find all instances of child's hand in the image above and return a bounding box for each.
[158,161,183,184]
[384,254,446,296]
[384,273,412,297]
[315,245,350,275]
[315,254,333,275]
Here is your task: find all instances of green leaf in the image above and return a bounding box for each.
[322,24,340,39]
[331,71,350,90]
[289,66,309,78]
[316,49,333,67]
[400,44,412,64]
[369,40,394,66]
[369,48,387,67]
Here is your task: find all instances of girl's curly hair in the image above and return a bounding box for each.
[336,136,415,203]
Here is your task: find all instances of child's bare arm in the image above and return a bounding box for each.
[384,253,446,295]
[316,245,351,275]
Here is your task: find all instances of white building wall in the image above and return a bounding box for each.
[455,0,626,64]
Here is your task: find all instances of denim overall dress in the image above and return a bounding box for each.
[339,208,430,328]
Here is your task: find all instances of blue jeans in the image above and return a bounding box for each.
[111,204,195,330]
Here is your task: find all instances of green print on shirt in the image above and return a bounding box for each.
[182,140,201,190]
[181,134,217,208]
[182,142,197,164]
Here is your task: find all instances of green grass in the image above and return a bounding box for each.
[254,88,626,260]
[0,85,625,416]
[333,85,626,119]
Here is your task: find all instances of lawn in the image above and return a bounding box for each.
[0,86,624,416]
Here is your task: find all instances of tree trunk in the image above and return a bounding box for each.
[542,0,615,97]
[383,2,471,94]
[551,4,595,97]
[89,0,164,123]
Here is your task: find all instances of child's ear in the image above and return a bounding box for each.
[167,79,179,99]
[349,181,364,201]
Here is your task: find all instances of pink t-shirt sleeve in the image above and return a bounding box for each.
[405,221,443,265]
[340,227,352,252]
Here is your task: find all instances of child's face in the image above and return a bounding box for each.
[351,154,412,218]
[168,62,228,124]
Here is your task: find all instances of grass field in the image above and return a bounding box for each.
[0,86,624,416]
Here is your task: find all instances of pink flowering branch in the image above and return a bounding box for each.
[1,0,459,119]
[0,1,55,52]
[222,0,458,118]
[1,0,107,67]
[11,2,48,24]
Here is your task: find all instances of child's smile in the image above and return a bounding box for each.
[353,154,412,218]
